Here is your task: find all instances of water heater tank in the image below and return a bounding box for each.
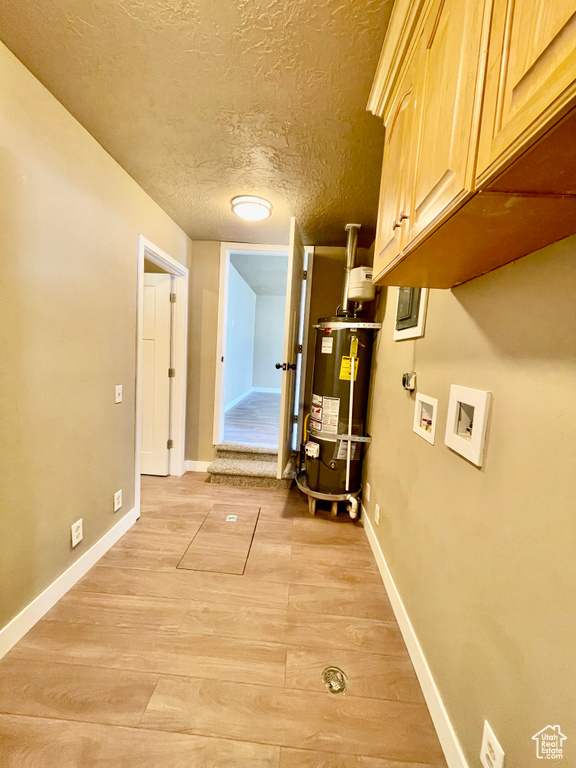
[348,266,375,302]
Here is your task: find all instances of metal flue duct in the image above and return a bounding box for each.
[340,223,361,316]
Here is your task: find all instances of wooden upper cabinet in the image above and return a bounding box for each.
[477,0,576,182]
[406,0,489,244]
[371,0,491,282]
[373,60,418,280]
[368,0,576,287]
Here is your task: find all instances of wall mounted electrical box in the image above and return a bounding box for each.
[402,372,416,391]
[445,385,491,466]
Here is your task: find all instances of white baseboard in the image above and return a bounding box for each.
[185,460,211,472]
[224,388,252,412]
[224,387,281,414]
[0,507,138,661]
[362,509,469,768]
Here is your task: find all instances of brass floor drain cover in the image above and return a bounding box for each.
[322,666,348,694]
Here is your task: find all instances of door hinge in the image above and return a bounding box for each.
[167,439,174,449]
[168,367,176,378]
[303,270,307,279]
[292,415,298,424]
[298,344,303,353]
[170,292,177,303]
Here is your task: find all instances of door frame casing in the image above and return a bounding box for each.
[214,242,289,446]
[296,247,314,449]
[136,235,189,509]
[213,241,313,448]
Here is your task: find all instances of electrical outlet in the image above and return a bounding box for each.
[365,483,371,502]
[480,721,505,768]
[113,489,122,512]
[71,519,83,548]
[115,385,123,404]
[375,503,380,526]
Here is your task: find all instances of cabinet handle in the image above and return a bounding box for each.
[392,212,409,232]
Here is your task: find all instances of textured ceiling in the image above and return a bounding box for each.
[0,0,392,247]
[231,251,287,295]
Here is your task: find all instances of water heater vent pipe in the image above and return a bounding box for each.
[340,223,361,315]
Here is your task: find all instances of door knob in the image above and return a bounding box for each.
[275,362,296,371]
[275,362,284,370]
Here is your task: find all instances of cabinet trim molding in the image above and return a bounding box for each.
[368,0,426,117]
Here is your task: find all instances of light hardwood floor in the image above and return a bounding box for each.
[0,473,446,768]
[224,390,280,445]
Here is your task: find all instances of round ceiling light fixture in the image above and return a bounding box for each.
[231,195,272,221]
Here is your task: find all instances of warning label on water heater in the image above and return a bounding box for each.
[322,396,339,434]
[310,404,322,420]
[339,356,359,381]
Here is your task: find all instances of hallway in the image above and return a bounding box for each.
[0,474,445,767]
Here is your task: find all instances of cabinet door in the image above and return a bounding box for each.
[373,61,418,281]
[406,0,489,245]
[477,0,576,181]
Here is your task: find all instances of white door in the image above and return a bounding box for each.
[141,274,172,476]
[277,218,305,479]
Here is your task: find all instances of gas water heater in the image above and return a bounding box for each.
[297,224,381,519]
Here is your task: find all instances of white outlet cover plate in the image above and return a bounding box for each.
[365,483,371,502]
[480,720,505,768]
[374,504,380,526]
[114,490,122,512]
[71,519,83,548]
[115,385,123,403]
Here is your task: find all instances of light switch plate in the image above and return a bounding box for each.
[480,721,505,768]
[115,385,123,404]
[226,514,238,522]
[365,483,371,502]
[113,489,122,512]
[375,504,380,526]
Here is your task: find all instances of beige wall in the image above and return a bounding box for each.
[185,241,220,462]
[0,43,191,631]
[363,237,576,766]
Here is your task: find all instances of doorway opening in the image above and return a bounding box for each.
[223,250,288,447]
[213,226,312,479]
[135,236,189,510]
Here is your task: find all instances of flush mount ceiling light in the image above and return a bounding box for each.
[231,195,272,221]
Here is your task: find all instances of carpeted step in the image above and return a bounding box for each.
[207,455,296,489]
[214,441,278,461]
[208,458,277,478]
